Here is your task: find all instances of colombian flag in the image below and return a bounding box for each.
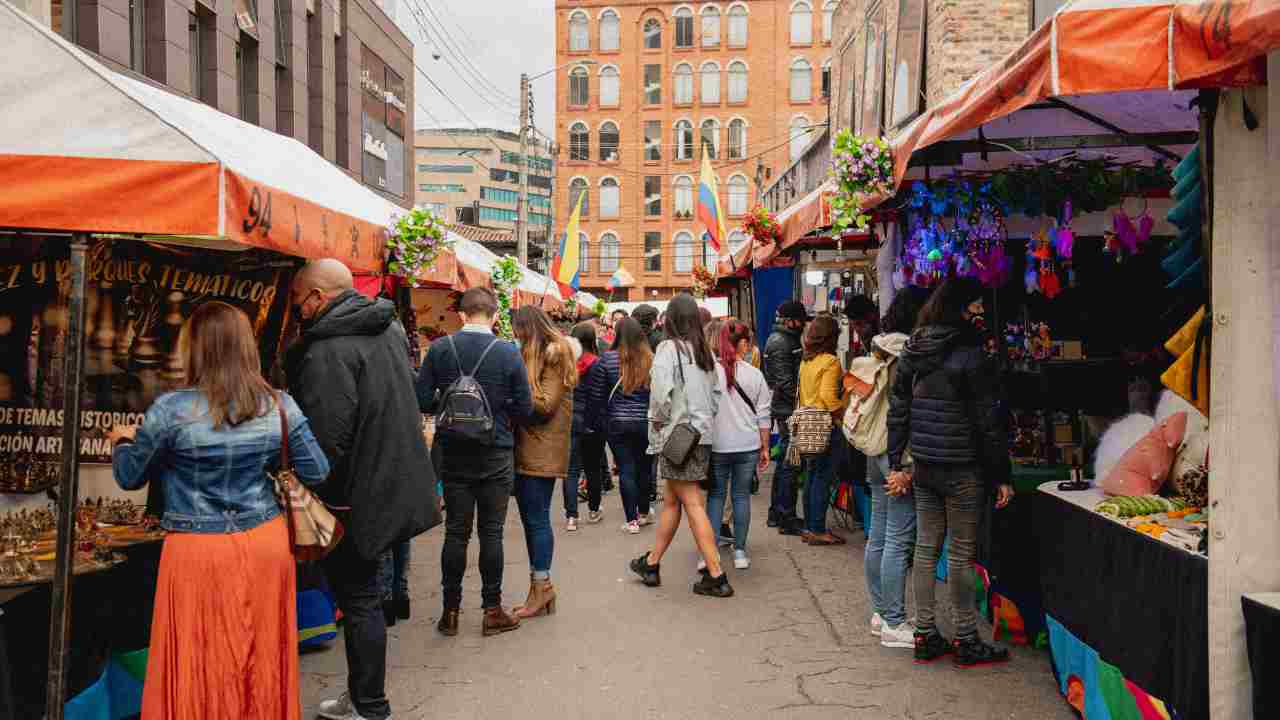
[697,147,727,257]
[551,190,586,299]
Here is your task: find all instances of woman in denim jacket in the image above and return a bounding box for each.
[109,301,330,720]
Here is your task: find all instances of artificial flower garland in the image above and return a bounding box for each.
[830,130,893,233]
[743,205,782,246]
[691,264,715,299]
[386,207,453,287]
[490,255,523,341]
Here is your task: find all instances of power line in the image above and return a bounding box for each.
[414,0,520,105]
[400,0,519,120]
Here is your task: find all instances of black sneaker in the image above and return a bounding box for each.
[629,553,661,587]
[766,511,780,528]
[913,630,953,664]
[693,571,734,598]
[720,523,735,540]
[953,636,1011,668]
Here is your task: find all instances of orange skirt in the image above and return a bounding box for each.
[142,515,300,720]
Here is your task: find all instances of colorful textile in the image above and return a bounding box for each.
[1047,615,1179,720]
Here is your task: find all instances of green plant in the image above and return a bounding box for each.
[830,130,893,233]
[386,207,453,287]
[490,255,524,341]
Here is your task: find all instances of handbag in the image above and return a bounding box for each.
[271,392,344,561]
[786,406,833,466]
[660,342,702,467]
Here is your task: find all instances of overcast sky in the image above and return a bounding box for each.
[395,0,556,140]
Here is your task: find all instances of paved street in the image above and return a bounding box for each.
[301,483,1073,720]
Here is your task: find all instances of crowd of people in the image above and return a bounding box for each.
[105,256,1015,720]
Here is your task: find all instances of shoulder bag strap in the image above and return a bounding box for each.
[471,338,501,376]
[276,392,292,471]
[733,377,757,415]
[608,378,623,405]
[446,335,463,376]
[273,391,299,549]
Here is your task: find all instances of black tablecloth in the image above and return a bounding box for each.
[1243,594,1280,719]
[1035,490,1208,719]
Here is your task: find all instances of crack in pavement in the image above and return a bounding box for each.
[783,548,845,647]
[771,666,884,714]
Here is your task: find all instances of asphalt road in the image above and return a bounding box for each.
[301,481,1074,720]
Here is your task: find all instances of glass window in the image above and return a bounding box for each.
[701,62,720,104]
[418,164,474,173]
[569,178,590,215]
[701,6,720,47]
[674,176,694,215]
[600,233,621,273]
[599,121,620,161]
[569,122,590,161]
[569,10,589,51]
[644,232,662,272]
[490,168,521,183]
[479,187,520,202]
[423,202,447,216]
[643,17,662,48]
[727,5,748,46]
[790,116,810,162]
[645,175,661,216]
[674,63,693,104]
[674,7,693,47]
[578,232,589,273]
[674,231,695,272]
[644,64,661,104]
[700,119,719,160]
[600,177,620,218]
[727,118,746,159]
[821,60,832,97]
[728,61,748,102]
[704,240,718,269]
[600,66,620,107]
[419,183,466,193]
[570,66,589,106]
[674,120,694,161]
[790,58,812,102]
[728,229,748,254]
[728,175,749,215]
[644,120,662,161]
[600,9,620,51]
[790,1,812,44]
[822,1,837,42]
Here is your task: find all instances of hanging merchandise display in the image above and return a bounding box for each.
[830,131,894,233]
[1162,146,1205,292]
[386,207,453,287]
[897,180,1011,289]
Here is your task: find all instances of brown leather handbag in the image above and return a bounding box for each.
[271,393,343,561]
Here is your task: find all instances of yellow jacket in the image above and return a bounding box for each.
[798,353,845,414]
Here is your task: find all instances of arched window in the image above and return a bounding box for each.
[704,240,719,269]
[674,120,694,161]
[578,232,589,273]
[728,229,748,254]
[643,18,662,49]
[674,176,694,215]
[727,118,747,159]
[700,61,721,104]
[790,58,812,103]
[569,66,589,106]
[674,231,695,272]
[701,6,721,47]
[700,118,719,159]
[569,177,590,214]
[821,58,832,98]
[600,232,621,272]
[822,1,837,43]
[727,4,748,46]
[569,122,590,161]
[569,10,589,51]
[600,66,620,107]
[728,174,749,215]
[599,121,620,161]
[674,63,694,104]
[600,177,620,218]
[674,7,694,47]
[789,115,810,162]
[727,61,748,102]
[599,9,620,51]
[790,1,812,45]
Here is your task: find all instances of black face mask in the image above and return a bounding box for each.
[290,302,307,325]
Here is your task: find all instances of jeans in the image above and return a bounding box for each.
[804,426,843,534]
[378,540,411,599]
[324,533,390,719]
[912,463,984,640]
[441,452,514,610]
[769,417,799,522]
[514,474,555,579]
[864,454,917,627]
[608,431,652,522]
[564,431,605,518]
[707,450,756,551]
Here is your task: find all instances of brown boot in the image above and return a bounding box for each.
[437,608,460,637]
[514,579,557,619]
[482,603,521,636]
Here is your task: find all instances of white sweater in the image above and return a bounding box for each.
[711,360,773,454]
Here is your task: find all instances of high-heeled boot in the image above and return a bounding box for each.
[514,578,557,618]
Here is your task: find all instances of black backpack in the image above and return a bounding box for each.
[435,335,501,444]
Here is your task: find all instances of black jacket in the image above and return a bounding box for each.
[285,290,441,563]
[886,324,1010,490]
[573,353,608,434]
[598,350,651,434]
[763,322,803,418]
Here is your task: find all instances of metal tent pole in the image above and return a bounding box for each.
[45,235,89,720]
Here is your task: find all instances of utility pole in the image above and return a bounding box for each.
[516,72,531,267]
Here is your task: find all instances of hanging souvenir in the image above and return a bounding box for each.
[1055,200,1075,259]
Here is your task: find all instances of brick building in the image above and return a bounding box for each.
[31,0,414,207]
[553,0,839,299]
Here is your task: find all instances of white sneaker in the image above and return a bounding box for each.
[733,549,750,569]
[587,510,602,524]
[623,520,640,534]
[318,693,382,720]
[697,558,707,572]
[870,612,883,637]
[637,513,654,527]
[566,517,578,532]
[880,621,917,649]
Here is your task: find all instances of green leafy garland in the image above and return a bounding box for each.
[386,207,453,287]
[490,255,524,341]
[831,130,893,233]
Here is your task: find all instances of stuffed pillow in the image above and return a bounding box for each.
[1156,391,1209,500]
[1102,411,1187,497]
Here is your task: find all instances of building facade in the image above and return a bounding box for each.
[413,128,556,268]
[40,0,414,207]
[554,0,838,299]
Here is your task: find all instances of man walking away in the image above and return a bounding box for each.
[285,259,441,720]
[416,287,533,638]
[763,301,808,535]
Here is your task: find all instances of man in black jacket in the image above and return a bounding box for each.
[285,259,440,720]
[763,301,808,533]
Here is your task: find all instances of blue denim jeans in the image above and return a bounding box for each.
[514,474,556,579]
[864,454,916,627]
[608,431,652,522]
[564,431,606,518]
[707,450,756,551]
[769,417,799,522]
[378,540,411,599]
[804,426,843,534]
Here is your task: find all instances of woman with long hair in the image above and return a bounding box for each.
[109,302,330,719]
[600,317,656,533]
[797,313,847,546]
[629,293,731,598]
[564,321,608,528]
[887,277,1013,666]
[512,306,579,618]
